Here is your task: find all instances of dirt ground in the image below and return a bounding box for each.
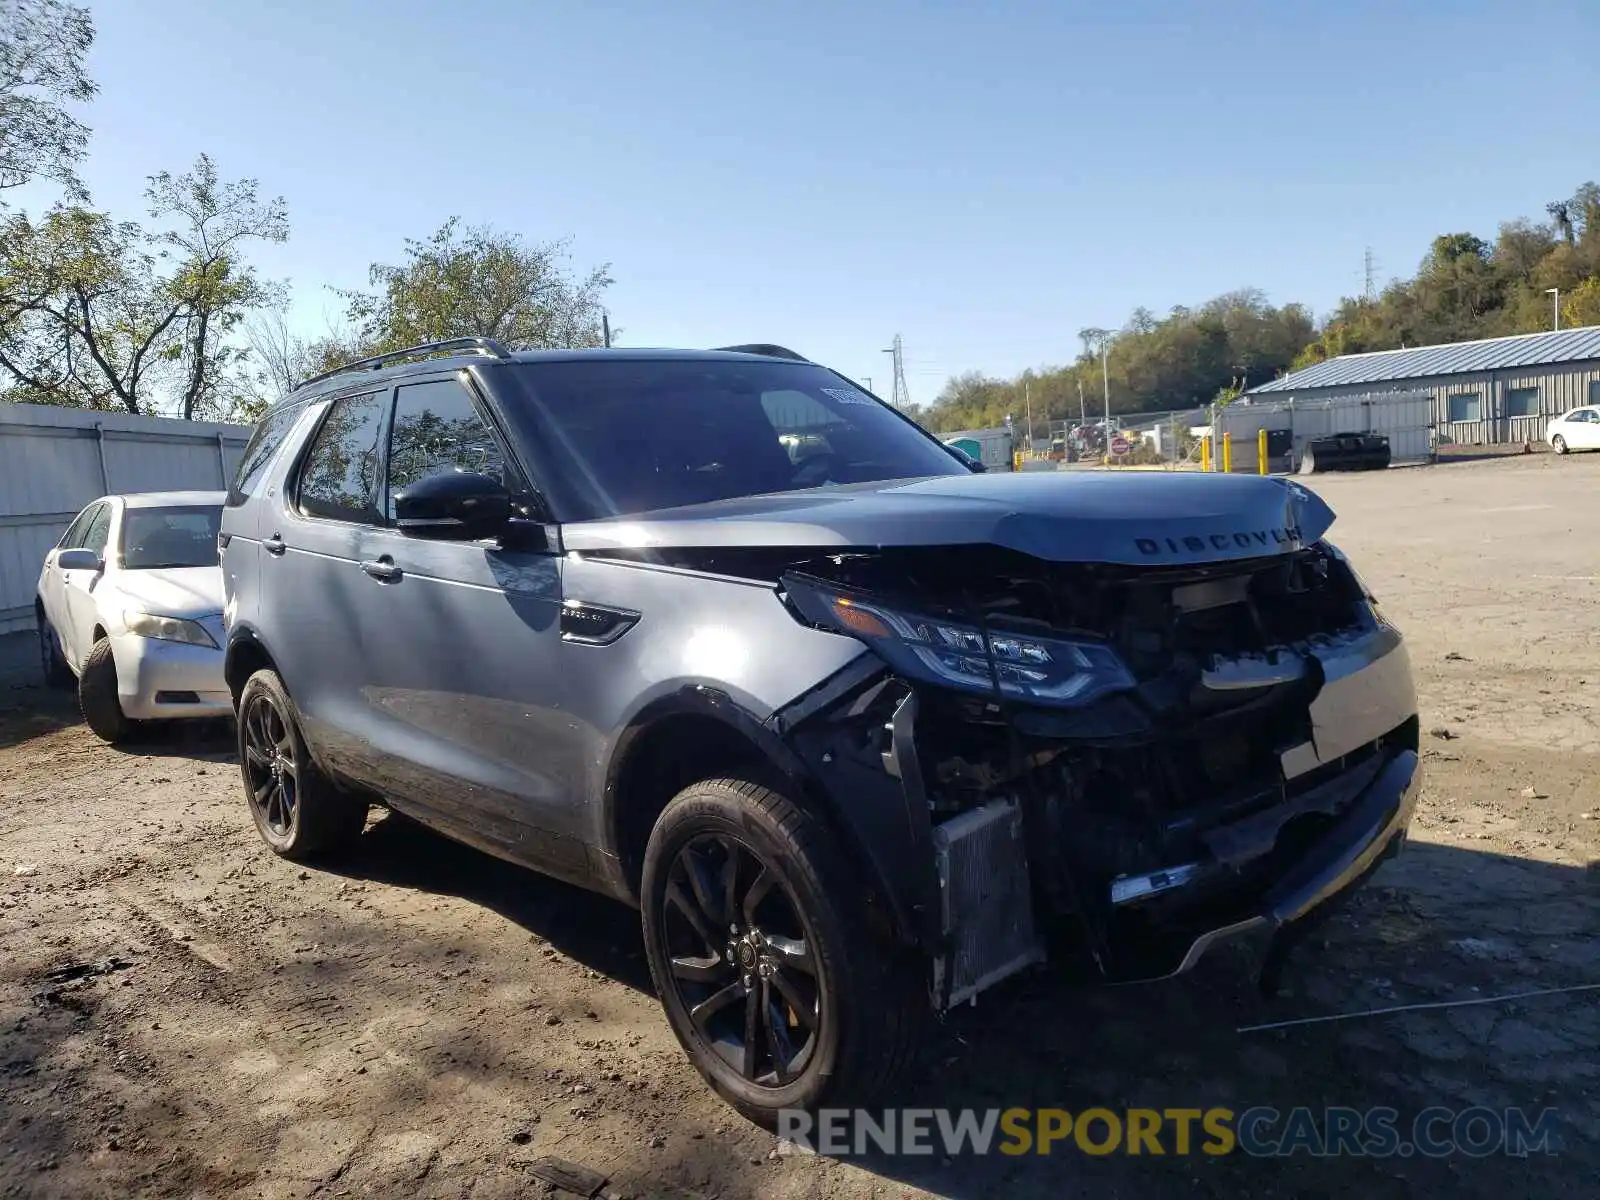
[2,453,1596,1199]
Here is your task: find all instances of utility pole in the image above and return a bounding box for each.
[1546,288,1561,331]
[1077,378,1086,426]
[1025,381,1034,453]
[881,334,911,411]
[864,376,873,394]
[602,313,611,348]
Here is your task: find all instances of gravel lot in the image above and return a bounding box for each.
[2,453,1596,1199]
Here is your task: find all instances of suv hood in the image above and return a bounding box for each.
[560,472,1334,566]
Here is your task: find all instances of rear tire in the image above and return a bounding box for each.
[36,611,71,688]
[641,776,927,1128]
[1553,434,1568,455]
[237,668,367,861]
[78,637,131,743]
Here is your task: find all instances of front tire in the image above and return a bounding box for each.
[237,668,367,861]
[1553,434,1568,454]
[78,637,131,743]
[641,776,926,1128]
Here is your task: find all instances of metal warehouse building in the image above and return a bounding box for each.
[1245,324,1600,447]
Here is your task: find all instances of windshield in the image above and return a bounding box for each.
[120,506,223,570]
[504,359,969,520]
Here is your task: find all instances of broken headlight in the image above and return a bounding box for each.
[783,577,1135,706]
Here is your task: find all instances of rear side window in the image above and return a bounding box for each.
[385,379,509,519]
[229,405,303,506]
[297,392,388,522]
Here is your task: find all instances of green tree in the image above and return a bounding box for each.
[1562,277,1600,329]
[0,204,185,411]
[341,217,612,353]
[0,157,290,417]
[146,154,289,419]
[0,0,95,200]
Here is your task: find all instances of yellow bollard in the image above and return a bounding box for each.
[1258,427,1268,475]
[1222,432,1233,474]
[1200,438,1211,472]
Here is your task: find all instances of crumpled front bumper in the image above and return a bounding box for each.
[1145,743,1420,981]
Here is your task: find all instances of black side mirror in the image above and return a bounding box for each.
[393,471,513,540]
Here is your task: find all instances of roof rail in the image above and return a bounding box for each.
[300,337,513,388]
[713,343,809,362]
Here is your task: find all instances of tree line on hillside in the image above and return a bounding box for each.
[918,185,1600,435]
[0,1,610,422]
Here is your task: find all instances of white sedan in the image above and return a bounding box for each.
[35,491,230,742]
[1547,406,1600,454]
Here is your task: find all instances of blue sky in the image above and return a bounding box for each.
[35,0,1600,401]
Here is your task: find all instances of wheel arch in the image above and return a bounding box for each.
[225,625,279,708]
[604,688,807,903]
[602,686,902,944]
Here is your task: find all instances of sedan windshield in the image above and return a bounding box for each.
[121,506,222,570]
[503,359,969,520]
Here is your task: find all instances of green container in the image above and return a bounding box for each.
[946,437,982,461]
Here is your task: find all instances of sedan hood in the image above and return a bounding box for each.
[114,565,224,617]
[560,472,1335,566]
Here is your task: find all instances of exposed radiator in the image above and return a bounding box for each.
[932,798,1042,1007]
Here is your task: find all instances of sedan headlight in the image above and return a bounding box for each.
[123,610,218,648]
[783,576,1135,706]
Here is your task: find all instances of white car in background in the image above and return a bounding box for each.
[34,491,229,743]
[1547,406,1600,454]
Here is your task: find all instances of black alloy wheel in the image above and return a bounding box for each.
[659,832,822,1086]
[242,690,298,839]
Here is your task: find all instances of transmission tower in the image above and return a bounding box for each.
[1364,247,1377,302]
[881,333,912,411]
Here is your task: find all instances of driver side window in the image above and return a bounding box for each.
[81,505,113,557]
[385,379,509,520]
[58,504,101,549]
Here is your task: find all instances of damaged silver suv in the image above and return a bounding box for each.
[219,338,1420,1125]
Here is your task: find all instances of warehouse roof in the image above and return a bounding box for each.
[1249,324,1600,393]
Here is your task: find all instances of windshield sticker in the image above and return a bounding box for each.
[822,387,874,407]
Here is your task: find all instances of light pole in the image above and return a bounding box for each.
[1100,336,1112,462]
[1546,288,1561,332]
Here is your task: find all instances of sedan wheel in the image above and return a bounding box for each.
[1553,434,1568,454]
[37,616,71,688]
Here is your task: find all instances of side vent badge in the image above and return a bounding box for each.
[559,600,640,646]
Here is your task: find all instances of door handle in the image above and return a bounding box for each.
[360,557,403,583]
[263,535,286,556]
